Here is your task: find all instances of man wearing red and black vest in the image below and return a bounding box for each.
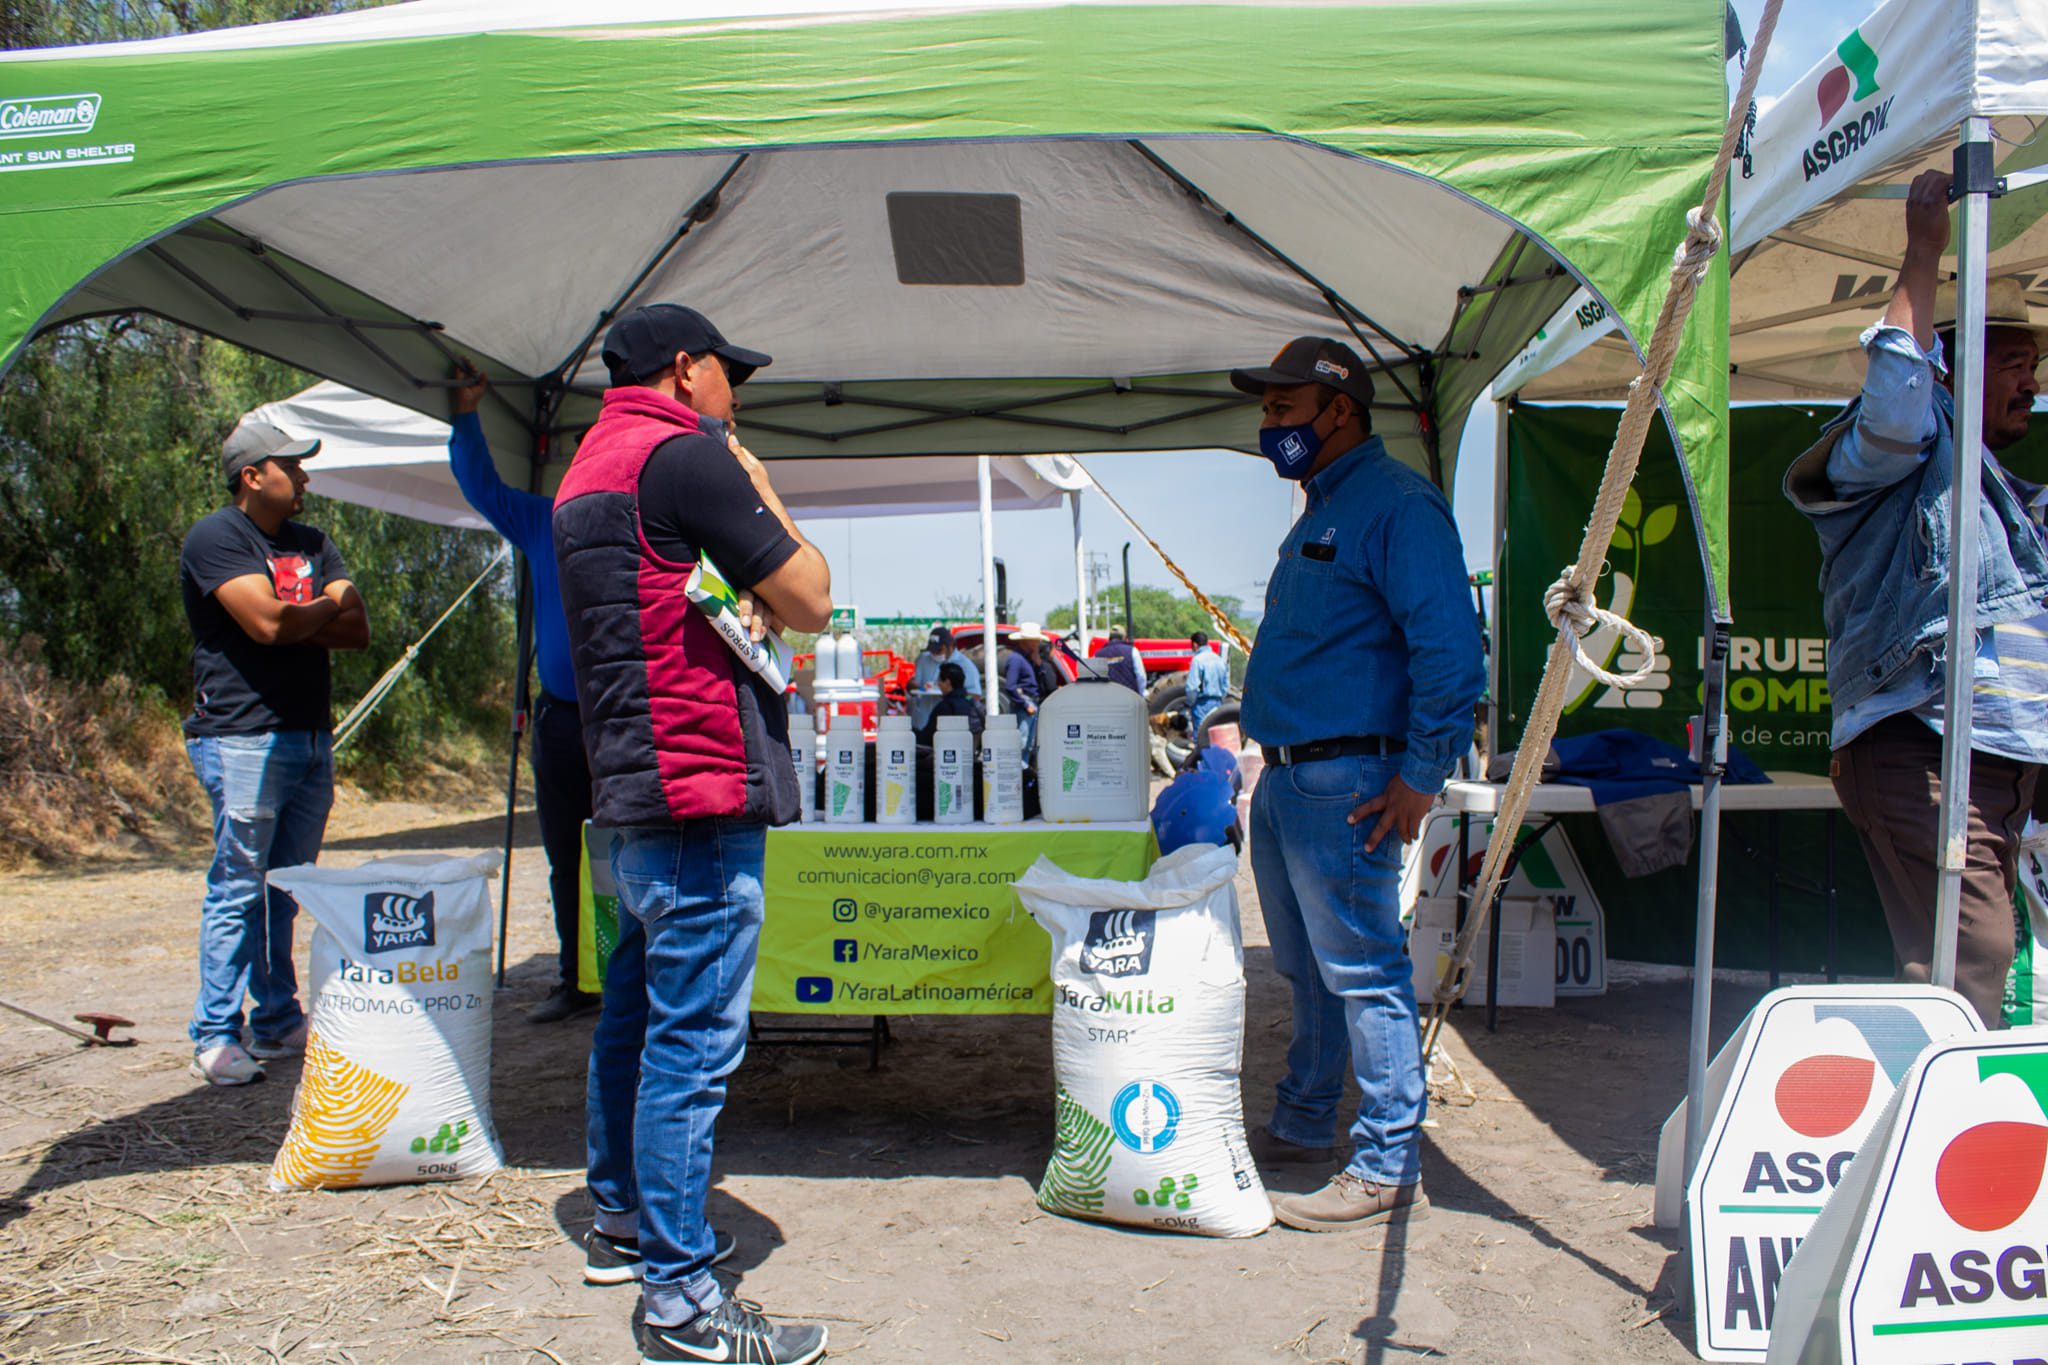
[554,305,832,1365]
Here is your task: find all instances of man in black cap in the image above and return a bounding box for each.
[179,416,368,1087]
[1229,337,1483,1232]
[912,623,981,713]
[554,303,832,1364]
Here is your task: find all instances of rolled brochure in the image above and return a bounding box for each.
[685,554,793,694]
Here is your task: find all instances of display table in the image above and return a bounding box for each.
[753,820,1158,1015]
[1436,771,1845,1025]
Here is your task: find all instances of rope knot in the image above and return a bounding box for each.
[1673,205,1723,283]
[1544,566,1664,690]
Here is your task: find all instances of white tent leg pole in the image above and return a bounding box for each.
[1071,491,1088,646]
[1684,622,1730,1179]
[1933,117,1992,992]
[980,456,1000,727]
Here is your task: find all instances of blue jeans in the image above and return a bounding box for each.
[185,730,334,1051]
[586,908,646,1239]
[1189,696,1222,737]
[1248,752,1425,1186]
[601,820,766,1328]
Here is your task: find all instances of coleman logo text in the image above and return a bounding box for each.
[0,94,101,140]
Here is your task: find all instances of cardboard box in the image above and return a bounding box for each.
[1408,896,1555,1008]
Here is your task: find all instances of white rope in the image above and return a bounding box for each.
[1544,566,1664,690]
[334,543,513,751]
[1420,0,1786,1060]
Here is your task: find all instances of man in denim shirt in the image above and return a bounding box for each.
[1230,337,1484,1229]
[1786,170,2047,1026]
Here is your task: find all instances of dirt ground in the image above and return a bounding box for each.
[0,790,1777,1364]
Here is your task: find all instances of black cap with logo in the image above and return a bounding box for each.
[601,304,772,388]
[1229,336,1375,411]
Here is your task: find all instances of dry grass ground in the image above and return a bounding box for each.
[0,790,1768,1364]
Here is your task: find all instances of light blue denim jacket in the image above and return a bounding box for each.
[1240,438,1484,794]
[1784,326,2048,738]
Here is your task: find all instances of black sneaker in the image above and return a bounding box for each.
[528,984,600,1024]
[636,1298,826,1365]
[586,1227,737,1285]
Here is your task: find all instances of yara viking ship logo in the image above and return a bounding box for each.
[1081,909,1155,978]
[364,890,436,953]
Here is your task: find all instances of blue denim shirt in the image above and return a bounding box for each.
[1240,438,1484,794]
[1187,647,1228,705]
[449,412,576,703]
[1786,325,2048,747]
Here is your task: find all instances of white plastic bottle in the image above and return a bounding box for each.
[933,716,973,824]
[813,634,838,683]
[836,633,863,683]
[981,715,1025,825]
[788,712,817,823]
[824,711,866,823]
[1036,678,1149,822]
[876,714,915,824]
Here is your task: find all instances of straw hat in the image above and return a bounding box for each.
[1009,621,1049,643]
[1933,277,2048,349]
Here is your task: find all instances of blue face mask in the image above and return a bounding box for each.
[1257,398,1332,482]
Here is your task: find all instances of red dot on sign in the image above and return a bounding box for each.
[1935,1121,2048,1233]
[1817,66,1851,127]
[1774,1054,1875,1138]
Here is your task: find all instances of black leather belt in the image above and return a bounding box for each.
[1261,736,1406,765]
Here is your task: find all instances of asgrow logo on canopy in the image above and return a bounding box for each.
[0,94,101,141]
[1804,29,1893,183]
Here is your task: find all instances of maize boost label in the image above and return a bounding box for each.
[1688,987,1982,1360]
[755,825,1155,1014]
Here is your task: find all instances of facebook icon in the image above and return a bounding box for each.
[833,939,858,964]
[796,976,834,1004]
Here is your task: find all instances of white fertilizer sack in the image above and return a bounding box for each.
[1015,844,1271,1237]
[266,854,503,1190]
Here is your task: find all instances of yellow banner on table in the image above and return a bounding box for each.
[757,823,1158,1014]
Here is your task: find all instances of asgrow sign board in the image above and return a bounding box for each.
[1768,1027,2048,1365]
[1685,987,1982,1360]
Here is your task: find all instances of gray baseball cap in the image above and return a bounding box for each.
[222,417,320,483]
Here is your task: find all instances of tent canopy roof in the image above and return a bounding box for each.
[0,0,1731,583]
[1504,0,2048,404]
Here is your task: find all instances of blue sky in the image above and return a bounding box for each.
[797,0,1866,628]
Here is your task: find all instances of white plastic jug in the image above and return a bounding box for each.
[876,714,915,823]
[787,712,816,823]
[824,711,866,823]
[836,633,862,682]
[933,716,973,824]
[982,715,1025,824]
[813,635,837,683]
[1036,679,1149,823]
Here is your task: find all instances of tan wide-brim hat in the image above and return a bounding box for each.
[1933,277,2048,350]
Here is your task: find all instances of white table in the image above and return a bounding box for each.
[1435,771,1846,1026]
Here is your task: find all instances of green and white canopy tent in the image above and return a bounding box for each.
[0,0,1733,591]
[0,0,1738,1149]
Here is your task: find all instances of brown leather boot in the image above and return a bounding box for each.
[1273,1172,1429,1231]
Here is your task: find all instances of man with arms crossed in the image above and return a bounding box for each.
[180,418,368,1085]
[1231,336,1483,1229]
[554,304,832,1363]
[1786,170,2048,1028]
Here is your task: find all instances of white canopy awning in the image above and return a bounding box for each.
[254,381,1091,529]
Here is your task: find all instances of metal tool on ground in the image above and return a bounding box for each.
[0,997,136,1046]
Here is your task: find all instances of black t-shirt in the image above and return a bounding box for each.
[179,506,350,736]
[638,432,799,586]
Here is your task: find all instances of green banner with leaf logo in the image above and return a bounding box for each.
[1499,405,1841,774]
[755,825,1157,1014]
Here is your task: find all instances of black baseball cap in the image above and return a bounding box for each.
[928,626,954,650]
[1230,336,1375,410]
[601,304,771,388]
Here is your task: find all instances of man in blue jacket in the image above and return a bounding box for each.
[448,363,595,1024]
[1785,170,2047,1027]
[1231,336,1484,1231]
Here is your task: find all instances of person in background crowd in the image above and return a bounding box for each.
[1230,335,1484,1231]
[915,660,986,746]
[1786,169,2048,1029]
[1001,622,1048,754]
[912,624,981,699]
[554,303,833,1364]
[179,417,369,1086]
[1091,623,1147,694]
[1186,628,1229,736]
[447,361,596,1025]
